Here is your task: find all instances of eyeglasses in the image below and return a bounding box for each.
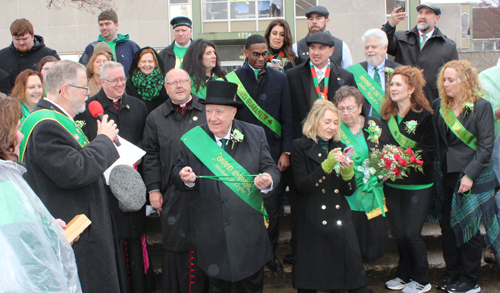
[337,105,359,113]
[59,84,90,93]
[166,79,190,87]
[251,51,269,58]
[104,77,127,85]
[41,67,51,71]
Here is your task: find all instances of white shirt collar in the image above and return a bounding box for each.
[45,98,74,121]
[367,60,386,74]
[174,39,191,48]
[248,63,262,72]
[419,28,434,39]
[215,127,232,147]
[313,63,329,80]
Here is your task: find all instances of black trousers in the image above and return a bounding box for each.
[385,185,431,284]
[440,172,483,284]
[208,267,264,293]
[264,180,285,252]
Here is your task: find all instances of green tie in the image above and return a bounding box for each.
[420,34,428,49]
[220,138,228,150]
[373,67,382,88]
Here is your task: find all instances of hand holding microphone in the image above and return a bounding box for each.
[89,101,120,146]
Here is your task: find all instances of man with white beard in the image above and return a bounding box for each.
[382,3,458,102]
[347,28,400,118]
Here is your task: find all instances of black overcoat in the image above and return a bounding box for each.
[172,120,280,282]
[234,63,293,163]
[286,60,356,139]
[290,136,367,290]
[142,96,206,251]
[23,99,121,293]
[76,90,148,239]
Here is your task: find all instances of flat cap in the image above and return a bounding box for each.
[170,16,192,29]
[305,5,329,18]
[306,32,335,47]
[416,3,441,15]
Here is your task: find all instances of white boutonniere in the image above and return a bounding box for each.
[404,120,418,135]
[75,120,86,129]
[383,67,394,81]
[230,129,244,149]
[365,120,382,144]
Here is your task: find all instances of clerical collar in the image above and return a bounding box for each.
[112,98,121,103]
[171,95,193,108]
[45,98,74,121]
[175,40,191,48]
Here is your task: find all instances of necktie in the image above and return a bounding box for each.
[420,34,428,49]
[317,69,323,83]
[220,138,227,150]
[373,67,382,88]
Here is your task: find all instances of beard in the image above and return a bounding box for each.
[417,22,432,32]
[366,54,384,67]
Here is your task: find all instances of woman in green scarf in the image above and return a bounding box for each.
[332,85,391,263]
[182,39,226,99]
[126,47,169,113]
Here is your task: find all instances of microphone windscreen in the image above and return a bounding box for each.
[88,101,104,118]
[109,165,146,212]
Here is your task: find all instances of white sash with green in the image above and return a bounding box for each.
[19,110,89,162]
[340,123,387,219]
[388,116,418,149]
[440,107,478,150]
[225,71,282,137]
[347,63,385,117]
[181,126,269,226]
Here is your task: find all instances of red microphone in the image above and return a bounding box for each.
[88,101,121,146]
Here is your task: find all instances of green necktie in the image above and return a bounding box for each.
[420,34,428,49]
[373,67,382,88]
[220,138,228,150]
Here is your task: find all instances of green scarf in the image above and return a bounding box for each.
[131,68,164,101]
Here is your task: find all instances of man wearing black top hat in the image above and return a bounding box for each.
[382,3,458,101]
[159,16,193,73]
[292,5,353,69]
[173,80,280,293]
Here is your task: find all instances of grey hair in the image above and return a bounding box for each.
[45,60,86,95]
[165,68,190,83]
[361,28,388,47]
[100,61,124,80]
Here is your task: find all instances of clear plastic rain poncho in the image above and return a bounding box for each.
[0,159,82,293]
[479,57,500,137]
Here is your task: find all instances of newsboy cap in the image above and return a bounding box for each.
[416,3,441,15]
[306,32,335,47]
[170,16,192,29]
[305,6,329,18]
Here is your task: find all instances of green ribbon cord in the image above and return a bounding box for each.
[19,110,89,162]
[440,107,478,151]
[387,116,419,149]
[225,71,282,136]
[347,63,386,118]
[181,126,269,226]
[310,62,330,100]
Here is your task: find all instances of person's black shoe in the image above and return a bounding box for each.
[283,252,293,264]
[266,256,283,272]
[437,276,457,291]
[484,246,496,264]
[446,281,480,293]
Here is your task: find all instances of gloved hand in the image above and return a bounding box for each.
[340,163,354,181]
[321,150,338,174]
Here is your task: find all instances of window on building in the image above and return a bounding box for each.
[295,0,315,17]
[461,13,469,39]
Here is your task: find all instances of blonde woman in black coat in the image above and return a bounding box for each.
[291,99,372,293]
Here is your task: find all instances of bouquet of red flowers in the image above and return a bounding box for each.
[357,145,424,182]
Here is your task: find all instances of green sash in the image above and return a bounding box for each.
[225,71,282,136]
[339,122,363,159]
[388,116,418,149]
[440,107,478,151]
[347,63,385,117]
[181,126,269,226]
[19,110,89,162]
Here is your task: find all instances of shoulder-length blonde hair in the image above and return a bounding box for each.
[380,65,433,119]
[302,99,340,142]
[437,60,482,109]
[86,50,112,79]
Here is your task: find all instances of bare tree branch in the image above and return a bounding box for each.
[46,0,115,13]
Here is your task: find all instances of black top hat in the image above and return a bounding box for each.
[416,3,441,15]
[199,80,244,109]
[306,6,329,18]
[306,32,335,47]
[170,16,192,29]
